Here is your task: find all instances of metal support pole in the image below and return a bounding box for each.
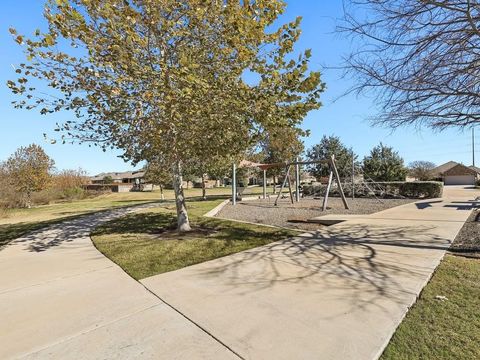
[295,157,300,202]
[286,170,294,204]
[473,127,476,167]
[263,170,267,199]
[274,165,291,206]
[331,156,349,210]
[352,155,355,200]
[232,163,236,205]
[322,171,333,211]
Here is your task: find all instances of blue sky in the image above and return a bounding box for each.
[0,1,476,175]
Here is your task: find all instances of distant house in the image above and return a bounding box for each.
[469,165,480,174]
[431,161,480,185]
[300,171,317,184]
[90,170,145,184]
[88,170,151,192]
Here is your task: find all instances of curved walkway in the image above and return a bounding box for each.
[142,186,479,360]
[0,187,477,359]
[0,204,237,359]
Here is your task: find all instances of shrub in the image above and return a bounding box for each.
[397,181,443,198]
[53,169,88,191]
[302,181,443,199]
[0,204,8,218]
[302,184,324,196]
[62,186,85,200]
[0,171,26,209]
[0,168,91,210]
[30,188,59,205]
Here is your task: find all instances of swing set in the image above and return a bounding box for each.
[231,155,349,211]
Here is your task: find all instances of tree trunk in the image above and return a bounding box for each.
[25,191,32,209]
[160,185,164,200]
[201,174,207,200]
[273,175,277,194]
[172,162,191,232]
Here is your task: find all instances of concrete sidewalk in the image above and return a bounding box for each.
[0,205,237,360]
[142,186,479,360]
[1,187,477,359]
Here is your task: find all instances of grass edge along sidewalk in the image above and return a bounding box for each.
[381,208,480,360]
[91,198,298,280]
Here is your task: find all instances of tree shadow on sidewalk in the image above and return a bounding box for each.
[3,203,160,252]
[192,222,450,318]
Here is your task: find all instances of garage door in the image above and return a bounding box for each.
[444,175,475,185]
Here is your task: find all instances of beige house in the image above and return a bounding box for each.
[89,171,149,192]
[431,161,480,185]
[90,171,145,185]
[89,170,220,191]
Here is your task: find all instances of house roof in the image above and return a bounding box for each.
[90,170,145,182]
[469,165,480,174]
[430,161,459,176]
[443,163,478,176]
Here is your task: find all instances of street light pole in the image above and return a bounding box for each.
[473,128,476,167]
[232,163,236,205]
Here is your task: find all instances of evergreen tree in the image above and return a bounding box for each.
[363,143,407,181]
[306,135,354,179]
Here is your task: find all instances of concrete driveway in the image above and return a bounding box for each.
[1,187,478,359]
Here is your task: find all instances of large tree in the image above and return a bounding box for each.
[144,158,171,200]
[362,143,407,182]
[188,154,232,200]
[8,0,324,231]
[306,135,354,179]
[2,144,55,208]
[342,0,480,129]
[260,127,304,192]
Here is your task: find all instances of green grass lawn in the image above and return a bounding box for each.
[381,254,480,360]
[0,186,267,248]
[0,187,249,225]
[91,198,297,279]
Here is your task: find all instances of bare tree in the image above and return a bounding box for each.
[341,0,480,129]
[408,161,437,180]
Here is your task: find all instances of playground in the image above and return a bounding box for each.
[217,196,415,231]
[223,156,416,231]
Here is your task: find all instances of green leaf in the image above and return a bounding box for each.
[44,34,54,46]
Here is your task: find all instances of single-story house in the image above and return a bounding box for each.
[431,161,480,185]
[88,170,150,192]
[90,171,146,185]
[83,183,136,193]
[89,170,220,191]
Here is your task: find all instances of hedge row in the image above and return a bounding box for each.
[302,181,443,199]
